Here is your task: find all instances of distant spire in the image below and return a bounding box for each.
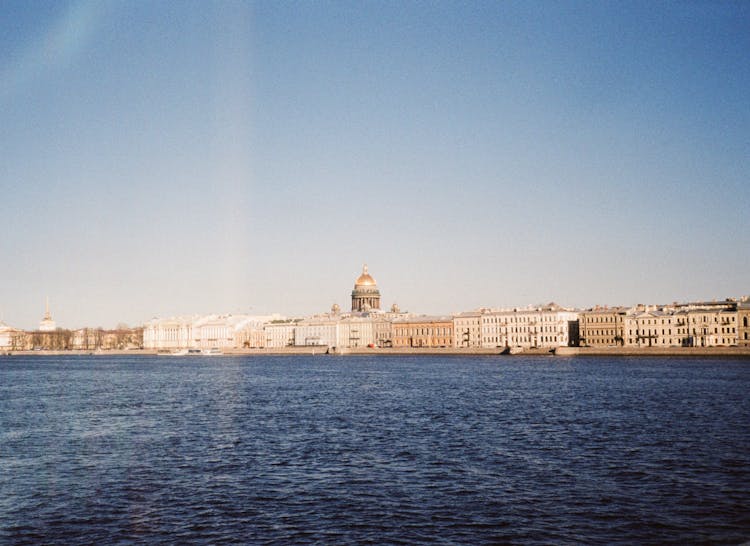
[362,263,368,275]
[44,297,52,321]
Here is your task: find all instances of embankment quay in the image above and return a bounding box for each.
[3,346,750,358]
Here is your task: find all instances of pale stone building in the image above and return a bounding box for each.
[453,312,482,348]
[143,316,197,350]
[264,322,297,348]
[143,314,281,350]
[372,317,393,348]
[623,302,740,347]
[481,304,579,349]
[0,322,25,351]
[739,302,750,347]
[192,315,236,349]
[293,319,338,347]
[262,315,386,349]
[235,316,274,348]
[681,307,737,347]
[623,308,677,347]
[336,316,376,348]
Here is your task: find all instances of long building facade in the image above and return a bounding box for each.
[580,300,744,348]
[132,265,747,352]
[579,307,627,347]
[480,304,579,349]
[392,317,454,348]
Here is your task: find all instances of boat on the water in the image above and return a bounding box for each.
[170,348,202,356]
[201,348,223,356]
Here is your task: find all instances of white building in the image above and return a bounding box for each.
[143,315,198,350]
[336,316,376,348]
[480,304,579,349]
[264,322,297,348]
[261,314,393,349]
[293,319,338,347]
[143,314,284,350]
[0,322,24,350]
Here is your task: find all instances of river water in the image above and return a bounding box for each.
[1,355,748,544]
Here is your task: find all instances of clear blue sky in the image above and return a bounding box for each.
[1,1,748,329]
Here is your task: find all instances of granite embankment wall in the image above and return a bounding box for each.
[4,347,750,358]
[555,346,750,358]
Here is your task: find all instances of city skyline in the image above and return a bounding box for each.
[5,272,749,332]
[2,1,749,329]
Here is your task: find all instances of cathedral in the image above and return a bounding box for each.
[351,264,381,312]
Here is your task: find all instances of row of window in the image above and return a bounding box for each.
[582,316,621,323]
[583,329,616,336]
[394,327,451,336]
[628,337,737,346]
[483,315,568,324]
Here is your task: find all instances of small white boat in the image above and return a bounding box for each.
[170,348,202,356]
[201,348,223,356]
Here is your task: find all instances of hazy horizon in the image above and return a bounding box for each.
[2,1,748,330]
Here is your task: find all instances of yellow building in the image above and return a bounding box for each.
[392,317,454,348]
[579,307,627,347]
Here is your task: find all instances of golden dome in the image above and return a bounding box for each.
[355,264,377,286]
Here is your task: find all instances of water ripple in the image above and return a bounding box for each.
[1,355,749,544]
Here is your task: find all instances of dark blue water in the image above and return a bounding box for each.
[1,355,749,545]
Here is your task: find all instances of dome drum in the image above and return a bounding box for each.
[351,264,381,312]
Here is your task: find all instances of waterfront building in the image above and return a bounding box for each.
[144,314,283,350]
[392,316,454,348]
[336,316,376,348]
[143,316,198,350]
[453,312,482,348]
[191,315,257,350]
[235,317,271,349]
[623,307,676,347]
[623,302,740,347]
[372,317,393,348]
[351,264,381,312]
[480,304,579,349]
[293,319,338,347]
[578,307,627,347]
[681,307,737,347]
[0,322,25,350]
[739,302,750,347]
[38,298,56,332]
[264,321,297,348]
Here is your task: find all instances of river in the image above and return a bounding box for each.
[1,355,748,544]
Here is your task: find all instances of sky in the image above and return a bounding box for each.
[1,1,749,329]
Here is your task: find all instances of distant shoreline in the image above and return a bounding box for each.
[2,346,750,358]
